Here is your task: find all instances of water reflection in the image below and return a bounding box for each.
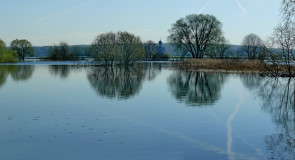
[0,65,35,87]
[241,75,295,159]
[49,65,84,79]
[87,63,164,100]
[11,65,35,81]
[143,62,163,81]
[168,71,228,106]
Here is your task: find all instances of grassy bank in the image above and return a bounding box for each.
[173,59,263,71]
[172,59,295,76]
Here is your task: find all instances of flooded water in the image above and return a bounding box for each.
[0,63,294,160]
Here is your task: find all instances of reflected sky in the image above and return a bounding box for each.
[0,63,293,160]
[240,74,295,160]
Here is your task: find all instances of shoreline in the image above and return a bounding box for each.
[171,59,295,77]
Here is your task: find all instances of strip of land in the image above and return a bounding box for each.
[172,59,295,77]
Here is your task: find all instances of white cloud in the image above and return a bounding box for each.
[227,95,245,160]
[235,0,247,16]
[198,0,213,14]
[26,32,99,46]
[35,0,95,24]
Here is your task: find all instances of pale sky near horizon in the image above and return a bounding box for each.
[0,0,281,46]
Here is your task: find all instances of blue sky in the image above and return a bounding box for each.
[0,0,281,46]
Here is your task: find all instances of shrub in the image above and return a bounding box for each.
[48,42,77,60]
[90,31,145,66]
[0,49,18,63]
[162,52,170,61]
[0,39,18,63]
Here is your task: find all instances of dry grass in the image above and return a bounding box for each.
[173,59,265,72]
[172,59,295,77]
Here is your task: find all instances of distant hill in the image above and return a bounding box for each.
[33,45,89,57]
[33,44,245,57]
[162,43,245,57]
[33,46,50,57]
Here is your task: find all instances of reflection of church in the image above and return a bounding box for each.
[157,40,165,56]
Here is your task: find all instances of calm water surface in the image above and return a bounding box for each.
[0,63,294,160]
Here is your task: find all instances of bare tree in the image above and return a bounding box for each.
[117,31,145,65]
[262,0,295,76]
[168,14,223,58]
[90,31,144,66]
[144,40,157,60]
[241,33,263,59]
[48,42,77,61]
[205,37,231,59]
[282,0,295,22]
[273,23,295,75]
[89,32,119,65]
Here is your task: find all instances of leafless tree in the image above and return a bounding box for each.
[282,0,295,22]
[273,23,295,75]
[260,38,282,76]
[90,31,144,66]
[168,14,223,58]
[241,33,263,59]
[48,42,77,61]
[262,0,295,76]
[144,40,157,60]
[117,31,145,65]
[89,32,119,65]
[205,37,231,59]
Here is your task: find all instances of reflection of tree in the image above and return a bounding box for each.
[168,71,228,106]
[0,65,35,88]
[87,65,146,100]
[142,62,163,81]
[0,70,6,87]
[49,65,72,79]
[241,75,295,159]
[87,63,165,100]
[0,66,15,87]
[49,65,85,79]
[11,65,34,81]
[240,74,264,91]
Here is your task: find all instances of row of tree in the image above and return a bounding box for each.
[89,31,144,65]
[167,1,295,76]
[167,14,264,60]
[143,40,170,61]
[89,31,170,65]
[0,40,17,62]
[0,32,169,65]
[3,2,294,67]
[0,39,34,62]
[0,14,274,65]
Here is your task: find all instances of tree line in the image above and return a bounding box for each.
[168,0,295,76]
[0,39,33,62]
[1,0,293,70]
[0,14,267,65]
[0,32,169,65]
